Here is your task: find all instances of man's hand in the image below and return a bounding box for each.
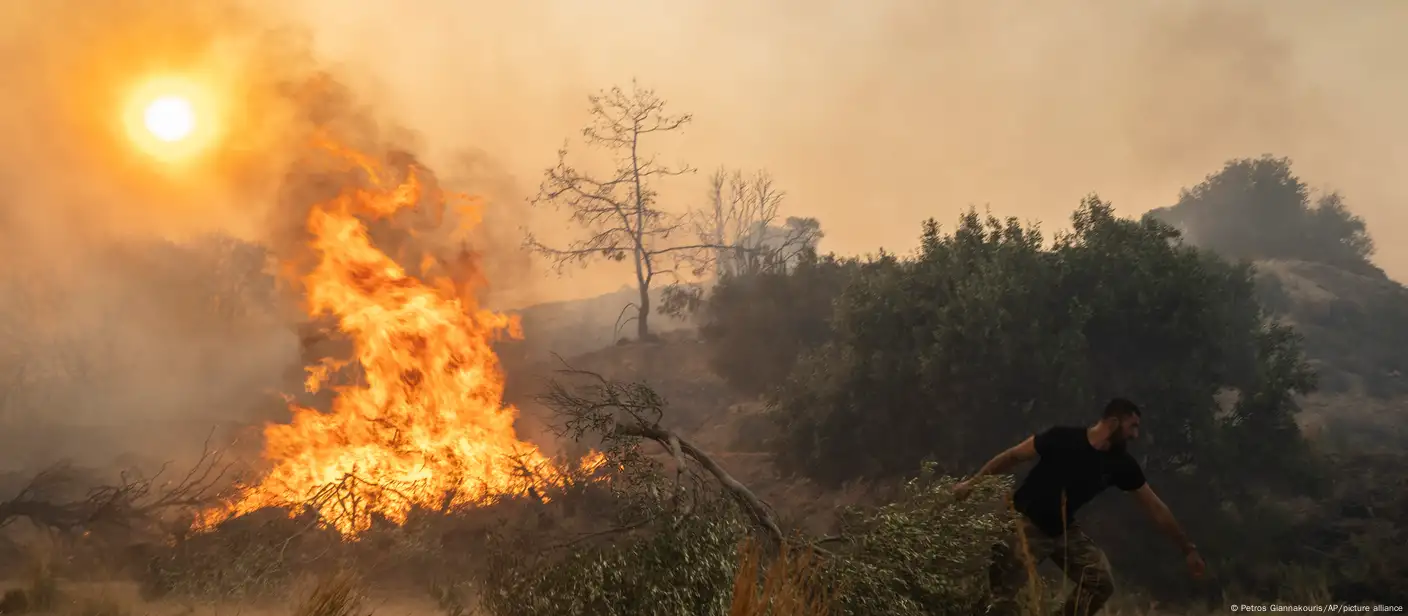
[1184,547,1206,579]
[1132,483,1204,579]
[952,479,974,501]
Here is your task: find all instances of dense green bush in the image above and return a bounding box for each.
[773,198,1314,483]
[766,198,1320,596]
[1296,451,1408,602]
[480,499,749,616]
[698,252,859,396]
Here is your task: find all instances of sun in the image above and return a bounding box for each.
[122,75,221,164]
[144,96,196,143]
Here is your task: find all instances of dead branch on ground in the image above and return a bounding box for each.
[0,432,237,535]
[539,366,784,548]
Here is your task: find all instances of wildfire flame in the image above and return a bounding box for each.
[202,138,601,536]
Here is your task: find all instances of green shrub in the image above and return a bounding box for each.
[699,253,858,396]
[477,457,1016,616]
[817,465,1013,616]
[480,499,749,616]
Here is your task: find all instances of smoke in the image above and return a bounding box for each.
[0,0,517,469]
[2,0,1406,466]
[288,0,1408,297]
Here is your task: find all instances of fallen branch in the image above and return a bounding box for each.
[539,366,788,549]
[0,432,237,535]
[613,422,783,547]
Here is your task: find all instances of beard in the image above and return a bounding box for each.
[1109,431,1130,449]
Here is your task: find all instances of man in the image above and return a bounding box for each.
[953,398,1205,615]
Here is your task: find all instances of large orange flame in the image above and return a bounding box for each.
[202,138,599,536]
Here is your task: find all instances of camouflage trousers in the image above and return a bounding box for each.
[987,516,1116,616]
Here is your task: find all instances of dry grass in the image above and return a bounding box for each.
[291,571,369,616]
[0,543,63,615]
[1012,509,1046,615]
[426,578,475,616]
[62,595,131,616]
[728,539,830,616]
[24,551,60,613]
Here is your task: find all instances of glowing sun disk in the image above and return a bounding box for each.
[144,96,196,142]
[122,75,220,164]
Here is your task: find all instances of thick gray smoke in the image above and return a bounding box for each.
[0,0,523,470]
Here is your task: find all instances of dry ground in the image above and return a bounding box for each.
[0,574,1256,616]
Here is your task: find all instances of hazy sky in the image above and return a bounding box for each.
[4,0,1407,307]
[2,0,1405,467]
[275,0,1408,304]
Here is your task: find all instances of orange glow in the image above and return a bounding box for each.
[7,1,308,240]
[122,75,222,165]
[200,138,602,536]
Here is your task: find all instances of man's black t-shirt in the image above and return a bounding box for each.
[1012,426,1146,537]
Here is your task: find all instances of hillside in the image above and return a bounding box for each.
[1255,258,1408,398]
[1269,256,1408,453]
[498,286,693,362]
[1144,156,1406,399]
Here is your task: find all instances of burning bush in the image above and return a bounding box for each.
[197,139,601,537]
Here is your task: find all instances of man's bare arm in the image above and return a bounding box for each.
[953,436,1038,499]
[1132,484,1197,554]
[972,436,1038,478]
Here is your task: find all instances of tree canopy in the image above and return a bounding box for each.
[770,198,1314,482]
[751,198,1319,592]
[697,251,856,396]
[1147,155,1379,276]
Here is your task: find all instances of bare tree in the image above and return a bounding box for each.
[698,168,822,279]
[526,82,720,340]
[655,168,824,321]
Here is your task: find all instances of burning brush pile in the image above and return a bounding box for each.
[111,138,620,600]
[196,138,603,537]
[12,136,1010,613]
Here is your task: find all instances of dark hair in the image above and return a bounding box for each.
[1102,397,1141,419]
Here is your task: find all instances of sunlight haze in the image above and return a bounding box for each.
[4,0,1405,306]
[282,0,1408,305]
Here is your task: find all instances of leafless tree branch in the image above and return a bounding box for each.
[526,81,752,340]
[538,367,783,547]
[688,167,823,282]
[0,432,239,536]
